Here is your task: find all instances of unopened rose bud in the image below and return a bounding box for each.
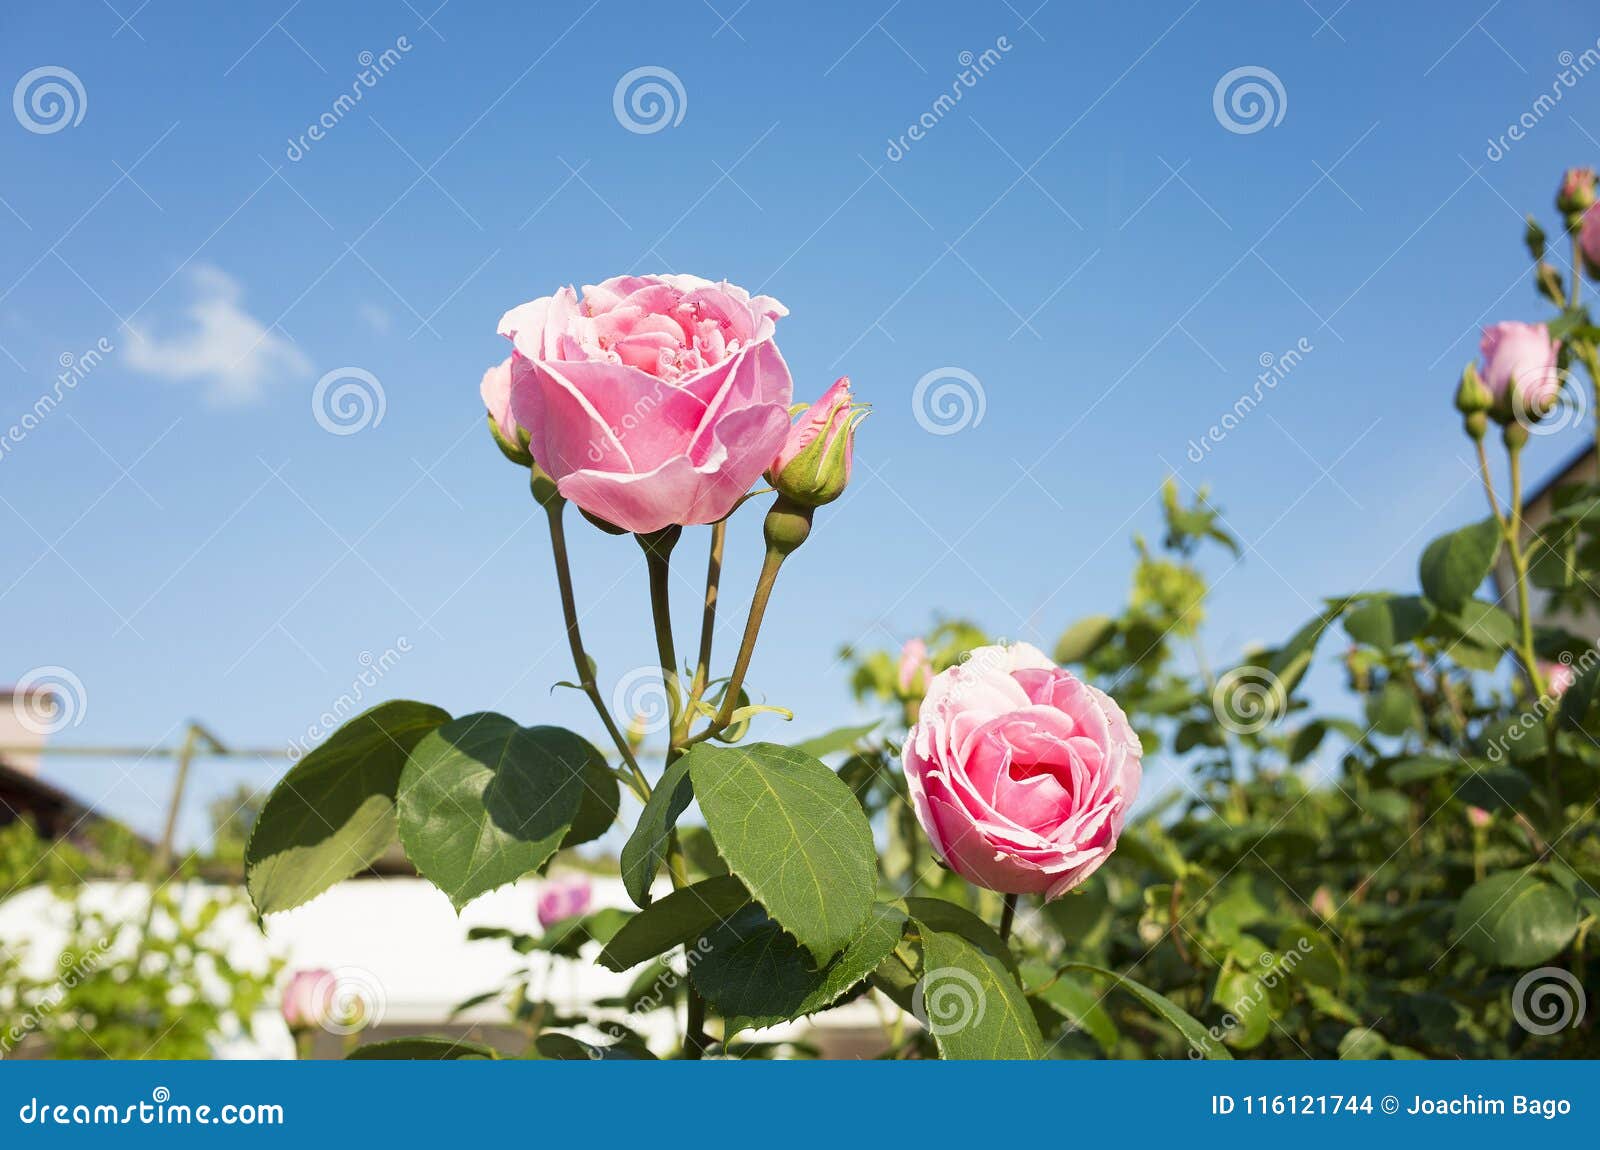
[1465,805,1492,830]
[766,376,867,508]
[1558,167,1597,218]
[482,357,534,467]
[1455,362,1492,440]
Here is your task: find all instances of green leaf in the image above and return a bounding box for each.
[1366,680,1419,737]
[687,742,876,962]
[246,700,450,916]
[1454,870,1580,967]
[347,1036,498,1060]
[918,929,1044,1060]
[618,755,693,908]
[1419,518,1500,610]
[692,902,907,1034]
[535,1033,657,1060]
[397,715,594,911]
[597,875,750,972]
[1054,615,1116,664]
[561,753,620,850]
[1060,962,1231,1059]
[1457,765,1532,811]
[1344,595,1431,650]
[791,722,880,759]
[1386,755,1454,786]
[1022,961,1118,1054]
[901,896,1020,977]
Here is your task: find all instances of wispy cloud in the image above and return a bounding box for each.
[125,265,310,405]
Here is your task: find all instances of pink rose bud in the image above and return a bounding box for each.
[281,968,334,1032]
[481,356,534,466]
[537,874,592,928]
[1479,321,1561,421]
[1558,167,1596,216]
[903,642,1142,899]
[896,637,933,698]
[1582,205,1600,277]
[1540,659,1576,699]
[498,275,794,534]
[1310,886,1336,920]
[1466,805,1492,829]
[767,376,866,508]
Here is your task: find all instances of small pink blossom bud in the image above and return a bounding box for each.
[767,377,867,508]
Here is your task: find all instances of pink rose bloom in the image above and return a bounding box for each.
[537,874,593,928]
[499,274,793,533]
[903,642,1142,900]
[1479,322,1560,413]
[1541,659,1576,699]
[896,637,933,697]
[281,968,334,1031]
[480,355,518,443]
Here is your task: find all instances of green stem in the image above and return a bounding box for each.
[545,502,651,801]
[709,547,787,732]
[1475,438,1508,534]
[639,528,683,730]
[998,893,1018,944]
[683,985,709,1060]
[676,519,726,745]
[1504,437,1547,702]
[1572,231,1584,310]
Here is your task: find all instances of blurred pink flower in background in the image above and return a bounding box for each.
[896,637,933,697]
[1466,806,1493,830]
[1541,659,1576,699]
[903,642,1142,900]
[537,874,593,928]
[498,274,793,533]
[1479,321,1560,414]
[280,968,334,1032]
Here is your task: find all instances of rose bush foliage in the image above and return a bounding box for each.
[239,185,1600,1061]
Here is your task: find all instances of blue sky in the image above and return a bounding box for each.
[4,0,1599,847]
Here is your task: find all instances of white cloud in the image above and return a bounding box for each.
[359,302,392,335]
[125,265,311,405]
